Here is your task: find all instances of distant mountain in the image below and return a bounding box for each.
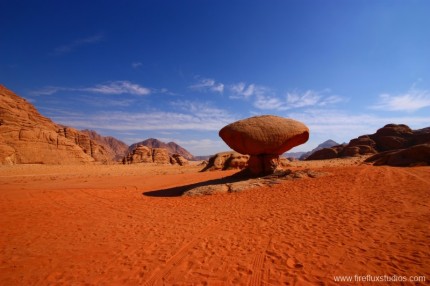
[129,138,194,160]
[81,129,129,161]
[298,139,340,160]
[283,151,306,159]
[193,155,211,161]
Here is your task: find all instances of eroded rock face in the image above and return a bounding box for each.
[0,85,111,164]
[306,124,429,162]
[201,151,250,171]
[365,143,430,166]
[219,115,309,175]
[123,146,188,165]
[170,154,189,166]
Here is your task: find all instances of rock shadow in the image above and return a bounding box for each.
[142,170,251,197]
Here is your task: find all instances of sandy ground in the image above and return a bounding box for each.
[0,159,429,285]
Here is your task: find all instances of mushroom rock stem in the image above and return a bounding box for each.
[248,154,279,176]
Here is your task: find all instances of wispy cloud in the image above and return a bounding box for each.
[371,87,430,112]
[84,81,150,95]
[131,62,142,69]
[53,33,104,55]
[253,89,344,111]
[50,101,236,133]
[229,82,270,99]
[289,108,430,138]
[31,81,151,96]
[189,78,224,93]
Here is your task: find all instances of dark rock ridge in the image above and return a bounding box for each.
[307,124,430,166]
[0,85,114,164]
[81,129,129,161]
[129,138,194,160]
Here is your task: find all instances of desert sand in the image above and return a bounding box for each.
[1,160,429,285]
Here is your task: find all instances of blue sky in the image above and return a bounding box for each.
[1,0,430,155]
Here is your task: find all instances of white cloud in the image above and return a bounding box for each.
[372,87,430,112]
[254,94,287,110]
[84,81,150,95]
[53,33,104,55]
[131,62,142,68]
[253,89,344,111]
[229,82,270,99]
[31,81,151,96]
[51,101,236,133]
[189,78,224,93]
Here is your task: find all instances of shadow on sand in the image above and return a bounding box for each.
[142,171,251,197]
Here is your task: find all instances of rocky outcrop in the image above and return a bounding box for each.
[201,151,250,171]
[306,124,430,164]
[129,138,194,160]
[0,85,112,164]
[81,129,129,161]
[123,145,188,165]
[170,154,189,166]
[219,115,309,175]
[365,143,430,166]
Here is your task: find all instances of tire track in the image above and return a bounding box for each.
[248,237,272,286]
[142,224,219,286]
[397,168,430,186]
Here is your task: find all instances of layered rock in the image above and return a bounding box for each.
[306,124,430,165]
[123,145,188,166]
[219,115,309,175]
[0,85,112,164]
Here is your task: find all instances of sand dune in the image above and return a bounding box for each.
[1,161,429,285]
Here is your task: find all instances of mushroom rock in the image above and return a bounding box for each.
[219,115,309,175]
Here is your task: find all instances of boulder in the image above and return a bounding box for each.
[219,115,309,175]
[219,115,309,155]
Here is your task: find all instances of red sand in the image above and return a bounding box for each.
[1,162,429,285]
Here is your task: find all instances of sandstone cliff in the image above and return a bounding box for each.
[0,85,112,164]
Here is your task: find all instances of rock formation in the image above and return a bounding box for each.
[219,115,309,175]
[306,124,430,166]
[201,151,250,171]
[123,145,188,166]
[0,85,113,164]
[129,138,194,160]
[365,143,430,166]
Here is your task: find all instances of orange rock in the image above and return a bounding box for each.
[219,115,309,156]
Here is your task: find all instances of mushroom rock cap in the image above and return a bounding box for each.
[219,115,309,155]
